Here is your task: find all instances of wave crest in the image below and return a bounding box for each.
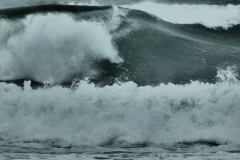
[123,2,240,29]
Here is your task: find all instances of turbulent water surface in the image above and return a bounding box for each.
[0,0,240,159]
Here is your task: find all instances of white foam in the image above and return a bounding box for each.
[68,0,100,6]
[0,68,240,146]
[0,13,122,83]
[123,2,240,29]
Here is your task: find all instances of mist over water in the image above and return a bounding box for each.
[0,0,240,159]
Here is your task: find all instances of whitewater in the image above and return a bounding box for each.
[0,0,240,159]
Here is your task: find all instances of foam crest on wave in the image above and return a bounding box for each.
[123,2,240,29]
[67,0,100,6]
[0,67,240,146]
[0,13,122,83]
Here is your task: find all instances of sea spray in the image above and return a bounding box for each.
[0,13,122,83]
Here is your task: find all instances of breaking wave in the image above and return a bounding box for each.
[1,4,240,86]
[0,12,123,83]
[0,67,240,147]
[123,2,240,29]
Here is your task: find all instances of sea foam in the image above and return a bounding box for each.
[0,67,239,147]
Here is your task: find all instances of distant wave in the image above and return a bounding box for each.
[123,2,240,29]
[0,4,110,19]
[67,0,100,6]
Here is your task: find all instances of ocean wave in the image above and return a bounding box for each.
[123,2,240,29]
[0,4,240,86]
[0,67,240,147]
[0,13,122,83]
[0,4,111,19]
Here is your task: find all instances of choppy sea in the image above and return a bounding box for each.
[0,0,240,159]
